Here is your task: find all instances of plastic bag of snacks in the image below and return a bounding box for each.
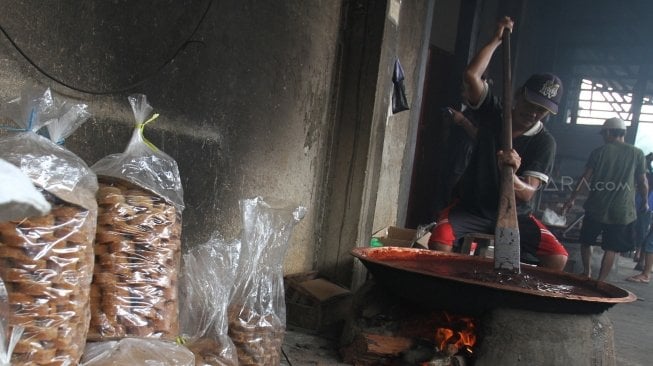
[1,277,24,366]
[89,94,184,340]
[179,233,240,366]
[0,88,96,365]
[228,197,306,366]
[81,338,195,366]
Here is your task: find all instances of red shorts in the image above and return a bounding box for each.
[428,203,568,257]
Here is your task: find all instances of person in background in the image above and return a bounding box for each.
[435,105,478,214]
[563,117,648,282]
[628,227,653,283]
[428,16,569,270]
[633,152,653,270]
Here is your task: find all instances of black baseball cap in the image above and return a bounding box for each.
[523,73,563,114]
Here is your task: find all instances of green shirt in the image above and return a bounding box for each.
[583,141,646,225]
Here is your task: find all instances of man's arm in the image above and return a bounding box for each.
[449,108,477,139]
[562,167,594,214]
[514,175,541,202]
[496,149,541,202]
[463,16,513,106]
[636,172,649,212]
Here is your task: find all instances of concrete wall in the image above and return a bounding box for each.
[0,1,342,275]
[362,0,433,288]
[0,0,433,281]
[311,0,434,287]
[373,1,434,231]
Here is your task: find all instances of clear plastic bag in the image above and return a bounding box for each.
[0,278,24,366]
[81,338,195,366]
[542,208,567,227]
[228,197,306,366]
[179,233,240,366]
[91,94,184,212]
[89,95,184,340]
[0,158,51,221]
[0,87,96,210]
[0,88,97,365]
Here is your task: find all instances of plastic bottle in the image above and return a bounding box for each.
[370,238,383,247]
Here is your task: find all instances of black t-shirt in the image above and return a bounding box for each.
[458,87,556,219]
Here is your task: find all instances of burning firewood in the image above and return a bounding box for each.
[421,354,467,366]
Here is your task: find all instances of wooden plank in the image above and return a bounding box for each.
[355,333,414,356]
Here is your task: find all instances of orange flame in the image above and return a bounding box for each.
[433,313,477,352]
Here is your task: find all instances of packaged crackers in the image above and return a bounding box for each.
[227,197,305,366]
[179,234,240,366]
[0,88,96,365]
[88,94,184,341]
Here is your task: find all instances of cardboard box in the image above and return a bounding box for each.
[371,226,431,248]
[285,271,352,331]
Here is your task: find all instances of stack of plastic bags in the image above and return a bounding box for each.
[0,89,307,366]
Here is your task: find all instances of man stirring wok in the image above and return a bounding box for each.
[428,16,568,270]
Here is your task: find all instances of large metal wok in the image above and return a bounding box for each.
[351,247,636,315]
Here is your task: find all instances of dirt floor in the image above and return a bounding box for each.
[279,246,653,366]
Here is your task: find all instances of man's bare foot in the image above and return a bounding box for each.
[626,274,650,283]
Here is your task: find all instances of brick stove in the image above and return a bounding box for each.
[340,280,615,366]
[345,247,636,366]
